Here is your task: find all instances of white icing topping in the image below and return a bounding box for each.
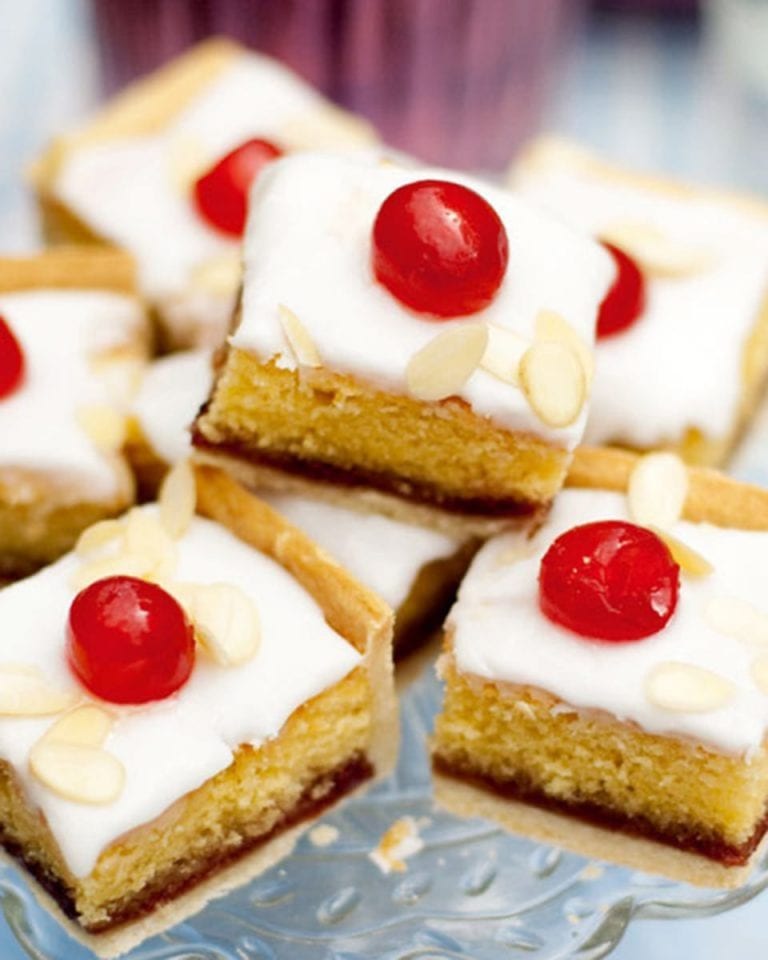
[134,349,213,464]
[54,55,375,315]
[514,163,768,447]
[234,152,612,445]
[132,350,461,610]
[262,494,459,611]
[450,488,768,758]
[0,509,360,877]
[0,289,142,498]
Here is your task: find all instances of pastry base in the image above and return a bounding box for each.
[433,769,762,890]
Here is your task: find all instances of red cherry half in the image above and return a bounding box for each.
[67,576,195,704]
[193,137,283,237]
[538,520,679,642]
[372,179,509,317]
[0,315,25,399]
[596,242,646,339]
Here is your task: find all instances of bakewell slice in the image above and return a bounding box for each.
[193,152,612,537]
[433,447,768,887]
[30,38,377,351]
[127,349,476,656]
[0,464,395,956]
[510,137,768,466]
[0,248,149,580]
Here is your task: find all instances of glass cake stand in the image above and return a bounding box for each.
[3,592,768,960]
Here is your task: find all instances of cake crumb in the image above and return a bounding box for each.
[309,824,339,848]
[369,816,424,874]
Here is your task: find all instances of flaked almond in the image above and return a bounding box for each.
[159,459,196,539]
[182,582,261,667]
[124,509,177,579]
[70,552,149,592]
[0,665,74,716]
[167,133,209,192]
[93,357,144,407]
[77,405,127,451]
[535,309,594,385]
[627,452,688,530]
[29,740,125,805]
[279,107,374,151]
[519,340,585,428]
[479,324,528,385]
[43,705,112,748]
[703,596,768,647]
[279,304,321,368]
[751,657,768,694]
[599,220,715,278]
[190,252,241,297]
[645,661,734,713]
[649,526,713,578]
[406,324,489,402]
[75,518,125,558]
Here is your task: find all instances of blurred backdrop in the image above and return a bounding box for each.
[0,1,767,957]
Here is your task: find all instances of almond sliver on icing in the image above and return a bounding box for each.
[628,452,688,530]
[279,304,321,368]
[0,665,74,717]
[29,740,125,805]
[479,324,527,385]
[406,323,489,402]
[704,596,768,647]
[599,220,715,278]
[645,661,734,713]
[159,458,197,539]
[519,340,586,428]
[535,309,594,385]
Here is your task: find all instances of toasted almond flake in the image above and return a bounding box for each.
[649,526,713,578]
[0,665,74,717]
[369,817,424,874]
[279,304,321,368]
[43,705,112,748]
[279,107,374,151]
[599,220,715,278]
[92,357,144,407]
[627,452,688,530]
[124,509,178,579]
[751,657,768,694]
[29,741,125,805]
[75,518,126,558]
[77,405,127,451]
[535,309,594,385]
[167,133,209,192]
[519,340,585,428]
[70,552,150,592]
[159,459,196,540]
[645,661,735,713]
[190,252,241,297]
[703,596,768,647]
[406,324,488,402]
[182,582,261,667]
[479,324,528,385]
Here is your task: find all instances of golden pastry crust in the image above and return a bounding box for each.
[0,249,149,579]
[511,137,768,468]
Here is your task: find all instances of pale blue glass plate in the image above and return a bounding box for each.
[3,412,768,960]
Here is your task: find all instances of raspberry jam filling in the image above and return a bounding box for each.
[597,243,646,339]
[372,179,509,317]
[194,137,283,237]
[0,315,25,399]
[538,520,680,642]
[67,576,195,704]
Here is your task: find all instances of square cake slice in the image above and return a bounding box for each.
[0,248,149,580]
[0,462,395,955]
[31,38,377,351]
[433,446,768,887]
[510,137,768,466]
[127,349,476,656]
[193,151,612,537]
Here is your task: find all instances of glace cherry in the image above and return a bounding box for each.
[372,179,509,317]
[194,137,283,237]
[0,315,25,399]
[596,243,646,339]
[538,520,679,642]
[67,576,195,704]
